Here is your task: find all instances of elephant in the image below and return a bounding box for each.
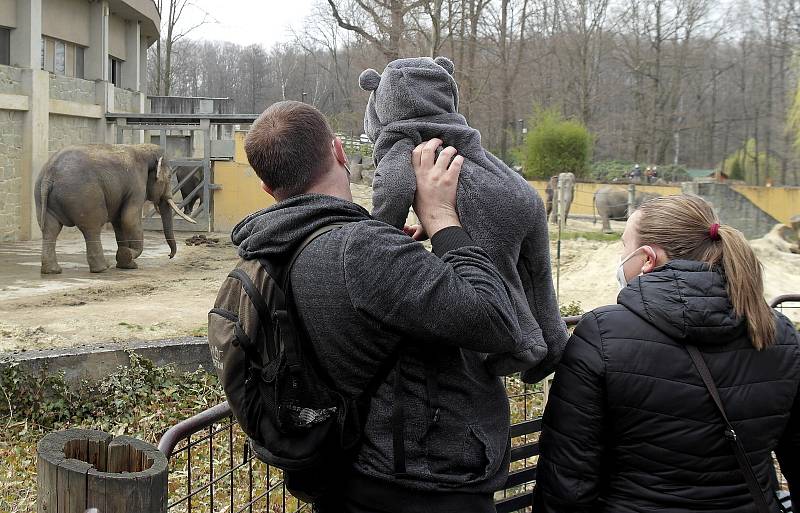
[545,172,576,224]
[175,165,203,216]
[593,185,659,233]
[35,144,196,274]
[545,175,557,219]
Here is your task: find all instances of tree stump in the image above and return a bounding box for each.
[37,429,168,513]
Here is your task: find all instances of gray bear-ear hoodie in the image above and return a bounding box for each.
[360,57,568,381]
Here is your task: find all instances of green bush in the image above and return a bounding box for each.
[522,109,593,180]
[559,301,584,317]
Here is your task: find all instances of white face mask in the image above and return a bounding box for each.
[616,246,652,290]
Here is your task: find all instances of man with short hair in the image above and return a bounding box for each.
[234,100,524,512]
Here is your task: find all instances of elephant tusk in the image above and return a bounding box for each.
[168,198,198,224]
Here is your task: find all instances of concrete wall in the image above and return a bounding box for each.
[0,64,23,94]
[108,13,126,59]
[0,110,24,241]
[0,0,16,28]
[683,182,780,239]
[48,114,98,155]
[41,0,90,46]
[113,86,137,112]
[49,74,95,103]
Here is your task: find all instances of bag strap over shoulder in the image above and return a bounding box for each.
[283,223,349,293]
[276,222,348,372]
[685,344,772,513]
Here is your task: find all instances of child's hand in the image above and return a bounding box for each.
[403,224,429,241]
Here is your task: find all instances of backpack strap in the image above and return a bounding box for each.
[228,268,278,362]
[685,344,772,513]
[277,223,348,372]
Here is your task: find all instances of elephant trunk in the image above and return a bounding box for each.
[158,198,177,258]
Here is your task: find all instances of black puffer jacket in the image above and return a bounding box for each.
[535,260,800,513]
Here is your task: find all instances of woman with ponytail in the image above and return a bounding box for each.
[534,194,798,513]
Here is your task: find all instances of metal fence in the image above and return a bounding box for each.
[157,315,581,513]
[157,299,799,513]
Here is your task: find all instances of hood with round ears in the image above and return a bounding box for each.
[360,56,459,143]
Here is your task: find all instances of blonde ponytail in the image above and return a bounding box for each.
[716,225,776,349]
[637,195,775,349]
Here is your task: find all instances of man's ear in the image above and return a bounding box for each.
[332,137,347,166]
[261,180,276,199]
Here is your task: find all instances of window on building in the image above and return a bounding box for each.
[0,28,9,66]
[108,57,122,87]
[54,40,65,74]
[75,47,84,79]
[40,36,85,78]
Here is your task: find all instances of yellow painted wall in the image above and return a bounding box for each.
[214,161,275,232]
[731,186,800,225]
[213,131,275,232]
[233,130,248,163]
[528,181,682,216]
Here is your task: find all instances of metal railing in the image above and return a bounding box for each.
[158,298,799,513]
[157,315,581,512]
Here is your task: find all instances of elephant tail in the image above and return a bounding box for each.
[592,192,597,225]
[38,170,53,231]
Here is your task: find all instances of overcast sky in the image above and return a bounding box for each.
[180,0,315,49]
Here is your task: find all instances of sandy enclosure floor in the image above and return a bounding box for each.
[1,184,799,353]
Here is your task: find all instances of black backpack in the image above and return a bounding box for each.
[208,223,384,502]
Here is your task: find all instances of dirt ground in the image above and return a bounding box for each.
[1,184,798,353]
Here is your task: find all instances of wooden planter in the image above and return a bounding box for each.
[37,428,167,513]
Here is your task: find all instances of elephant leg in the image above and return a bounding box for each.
[113,222,136,269]
[602,216,613,233]
[80,226,109,273]
[115,207,143,269]
[40,213,64,274]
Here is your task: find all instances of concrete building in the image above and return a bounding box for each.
[0,0,159,241]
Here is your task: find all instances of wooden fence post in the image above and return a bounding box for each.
[37,429,168,513]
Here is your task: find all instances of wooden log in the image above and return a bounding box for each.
[37,429,168,513]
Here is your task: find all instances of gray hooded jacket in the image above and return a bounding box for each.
[359,56,567,381]
[232,194,526,496]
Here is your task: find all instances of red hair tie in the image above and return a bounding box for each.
[709,223,720,241]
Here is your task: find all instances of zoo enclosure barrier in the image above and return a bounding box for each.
[155,298,799,513]
[155,313,579,513]
[105,112,259,233]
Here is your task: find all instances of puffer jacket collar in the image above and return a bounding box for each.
[617,259,746,345]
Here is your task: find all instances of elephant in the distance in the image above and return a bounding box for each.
[35,144,196,274]
[593,185,659,233]
[545,172,576,224]
[175,166,203,216]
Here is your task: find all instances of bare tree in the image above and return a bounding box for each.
[151,0,215,95]
[326,0,425,60]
